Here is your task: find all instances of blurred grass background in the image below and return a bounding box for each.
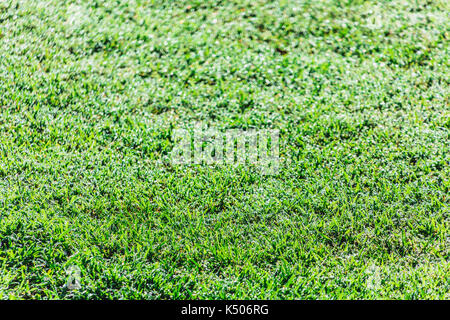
[0,0,448,299]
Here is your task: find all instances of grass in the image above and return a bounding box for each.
[0,0,449,299]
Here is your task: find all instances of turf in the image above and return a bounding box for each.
[0,0,449,299]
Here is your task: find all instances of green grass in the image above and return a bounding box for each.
[0,0,449,299]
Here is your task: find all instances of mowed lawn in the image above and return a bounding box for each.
[0,0,448,299]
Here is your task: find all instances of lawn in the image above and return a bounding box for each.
[0,0,448,299]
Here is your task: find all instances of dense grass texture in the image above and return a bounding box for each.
[0,0,449,299]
